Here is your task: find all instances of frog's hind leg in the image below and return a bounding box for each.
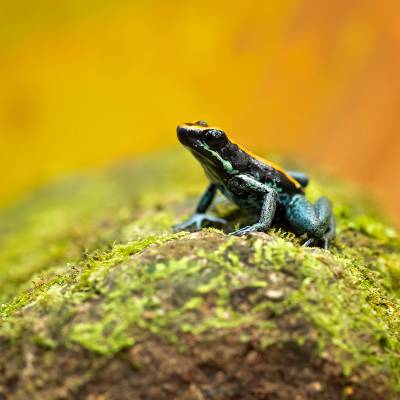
[286,171,309,188]
[286,195,335,249]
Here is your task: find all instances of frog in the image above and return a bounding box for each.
[173,121,335,249]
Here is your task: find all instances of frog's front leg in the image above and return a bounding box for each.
[286,195,335,249]
[228,174,277,236]
[173,183,227,232]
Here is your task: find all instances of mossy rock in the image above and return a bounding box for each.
[0,150,399,400]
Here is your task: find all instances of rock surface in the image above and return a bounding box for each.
[0,151,399,399]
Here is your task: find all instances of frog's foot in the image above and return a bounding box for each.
[229,223,263,236]
[173,213,227,232]
[322,214,336,249]
[303,214,336,249]
[287,195,336,250]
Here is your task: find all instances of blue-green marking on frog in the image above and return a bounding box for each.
[201,143,240,175]
[173,121,335,249]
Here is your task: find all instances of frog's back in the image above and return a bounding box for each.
[218,143,304,213]
[249,156,303,194]
[222,144,303,193]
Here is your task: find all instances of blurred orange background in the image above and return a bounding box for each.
[0,0,399,224]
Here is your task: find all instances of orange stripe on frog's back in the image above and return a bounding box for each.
[236,144,302,189]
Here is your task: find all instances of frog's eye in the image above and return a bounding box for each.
[205,129,227,148]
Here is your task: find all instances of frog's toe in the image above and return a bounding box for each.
[229,224,261,236]
[322,231,335,249]
[193,214,227,230]
[302,231,334,249]
[202,215,227,227]
[302,238,315,247]
[173,213,226,232]
[172,220,193,232]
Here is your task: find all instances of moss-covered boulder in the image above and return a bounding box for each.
[0,151,399,400]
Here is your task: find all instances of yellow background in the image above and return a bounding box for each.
[1,0,400,224]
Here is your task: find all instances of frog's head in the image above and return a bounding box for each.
[177,121,237,176]
[177,121,252,179]
[177,121,228,150]
[177,121,230,159]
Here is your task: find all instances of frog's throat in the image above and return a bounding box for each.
[200,143,239,175]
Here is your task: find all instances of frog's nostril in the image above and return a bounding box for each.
[196,120,208,127]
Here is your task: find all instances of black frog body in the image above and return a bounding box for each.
[174,121,335,248]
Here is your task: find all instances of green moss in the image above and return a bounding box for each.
[0,232,184,323]
[0,151,202,304]
[255,238,400,387]
[0,150,399,394]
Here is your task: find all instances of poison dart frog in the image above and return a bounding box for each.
[173,121,335,249]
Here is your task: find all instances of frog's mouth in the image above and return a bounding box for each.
[177,127,208,159]
[177,124,205,147]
